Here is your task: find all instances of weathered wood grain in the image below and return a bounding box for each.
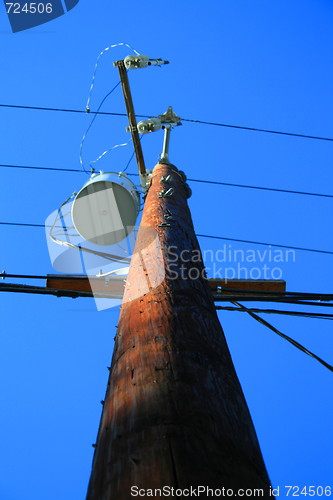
[86,163,273,500]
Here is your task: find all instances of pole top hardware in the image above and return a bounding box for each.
[158,106,181,127]
[122,55,169,70]
[136,107,181,164]
[114,57,170,189]
[137,106,181,135]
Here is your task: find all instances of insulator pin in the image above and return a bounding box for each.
[124,55,149,69]
[137,118,162,134]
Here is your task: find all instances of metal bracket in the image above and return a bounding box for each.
[158,222,172,228]
[113,60,147,191]
[159,107,181,163]
[160,175,173,184]
[123,55,169,70]
[158,187,175,198]
[135,106,181,164]
[157,106,181,126]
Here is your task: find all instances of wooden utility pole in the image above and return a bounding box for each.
[86,162,273,499]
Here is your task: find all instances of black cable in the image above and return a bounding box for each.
[122,134,143,173]
[1,273,47,279]
[0,282,93,298]
[211,287,333,300]
[181,117,333,142]
[0,273,107,280]
[1,163,332,200]
[80,80,122,174]
[1,221,332,255]
[0,222,45,228]
[0,163,83,173]
[2,274,333,306]
[2,273,333,301]
[0,103,129,117]
[231,301,333,372]
[216,305,333,319]
[122,149,136,174]
[187,178,333,199]
[197,234,333,255]
[215,297,333,306]
[2,103,333,142]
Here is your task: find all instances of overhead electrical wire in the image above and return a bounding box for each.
[196,234,333,255]
[80,80,122,173]
[187,178,333,199]
[181,118,333,142]
[2,272,333,309]
[1,273,332,295]
[211,287,333,298]
[0,163,332,199]
[0,222,46,228]
[1,103,333,142]
[0,221,332,255]
[215,297,333,307]
[215,305,333,320]
[85,42,139,112]
[2,274,333,306]
[0,163,82,173]
[231,301,333,373]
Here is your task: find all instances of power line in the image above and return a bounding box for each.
[2,274,333,306]
[216,305,333,320]
[1,103,333,142]
[215,297,333,307]
[0,103,131,117]
[197,234,333,255]
[0,163,82,173]
[231,301,333,373]
[0,282,92,298]
[1,164,332,200]
[1,221,332,255]
[181,117,333,142]
[187,178,333,199]
[80,81,122,173]
[0,222,45,228]
[211,287,333,298]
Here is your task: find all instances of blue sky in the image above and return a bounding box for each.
[0,1,332,499]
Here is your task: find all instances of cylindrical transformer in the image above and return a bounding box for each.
[71,171,140,246]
